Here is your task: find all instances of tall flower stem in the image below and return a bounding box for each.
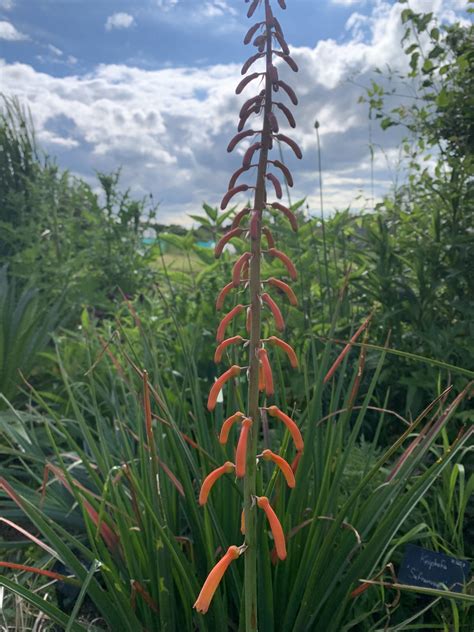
[244,4,273,629]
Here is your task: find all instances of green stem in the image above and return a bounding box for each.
[244,3,273,630]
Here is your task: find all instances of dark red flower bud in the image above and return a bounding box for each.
[238,105,260,132]
[268,111,279,133]
[269,64,279,84]
[243,22,262,46]
[275,134,302,159]
[243,142,262,168]
[271,202,298,231]
[221,184,250,210]
[274,30,290,55]
[241,52,264,75]
[236,72,261,95]
[276,81,298,105]
[262,227,276,248]
[275,51,299,72]
[231,207,251,229]
[247,0,259,19]
[277,0,287,10]
[275,102,296,128]
[239,94,263,118]
[228,165,252,190]
[266,173,283,199]
[272,160,293,186]
[227,129,256,153]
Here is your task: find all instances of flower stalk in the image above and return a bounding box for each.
[195,1,302,627]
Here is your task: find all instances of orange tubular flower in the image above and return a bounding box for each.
[199,461,235,505]
[267,247,297,280]
[258,348,274,396]
[267,277,298,306]
[236,417,253,478]
[194,545,241,614]
[214,336,245,364]
[219,411,245,444]
[261,449,295,488]
[216,304,245,343]
[256,496,287,560]
[267,336,298,368]
[262,292,285,331]
[216,282,234,311]
[291,450,303,474]
[258,364,265,392]
[267,405,304,452]
[232,252,252,287]
[207,365,241,412]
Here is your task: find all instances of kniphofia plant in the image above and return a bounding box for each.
[196,1,302,629]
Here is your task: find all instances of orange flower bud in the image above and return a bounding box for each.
[271,202,298,231]
[291,450,303,474]
[236,417,253,478]
[219,411,245,444]
[256,496,287,560]
[267,336,298,368]
[216,305,245,343]
[267,277,298,306]
[267,247,297,280]
[241,508,246,534]
[207,366,241,412]
[199,462,235,505]
[261,449,295,488]
[216,282,234,311]
[232,252,252,287]
[258,364,265,392]
[267,406,304,452]
[194,545,241,614]
[214,336,244,364]
[258,348,274,396]
[262,292,285,331]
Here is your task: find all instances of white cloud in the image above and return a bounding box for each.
[0,20,27,40]
[0,0,466,224]
[0,0,14,10]
[47,44,63,57]
[105,12,135,32]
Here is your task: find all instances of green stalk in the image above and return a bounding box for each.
[244,3,274,629]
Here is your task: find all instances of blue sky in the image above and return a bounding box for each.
[0,0,468,224]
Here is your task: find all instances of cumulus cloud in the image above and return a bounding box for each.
[105,12,135,31]
[0,0,466,224]
[0,20,27,40]
[332,0,366,6]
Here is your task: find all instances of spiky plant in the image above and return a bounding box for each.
[194,1,302,629]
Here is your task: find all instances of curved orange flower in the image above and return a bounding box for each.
[267,336,298,368]
[258,348,274,396]
[214,336,245,364]
[199,462,235,506]
[219,411,245,444]
[236,417,253,478]
[267,405,304,452]
[256,496,287,560]
[261,449,295,488]
[207,365,241,412]
[194,545,241,614]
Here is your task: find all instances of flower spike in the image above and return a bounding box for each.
[194,545,241,613]
[236,417,253,478]
[219,411,245,445]
[261,449,295,488]
[207,365,241,412]
[256,496,287,560]
[199,462,235,505]
[267,405,304,452]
